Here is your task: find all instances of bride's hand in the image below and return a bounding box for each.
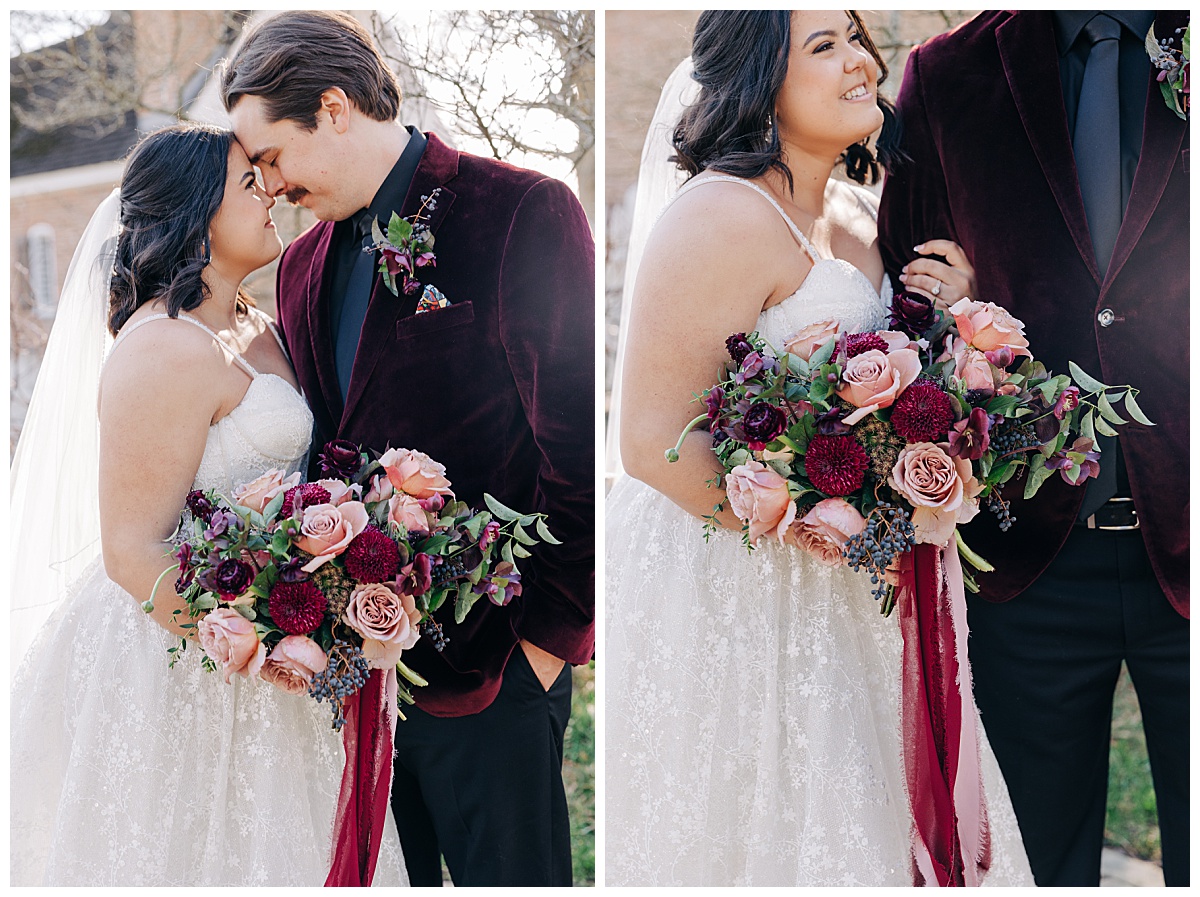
[898,239,977,309]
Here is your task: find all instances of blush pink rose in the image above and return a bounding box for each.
[364,473,394,504]
[948,297,1031,357]
[783,498,866,566]
[296,501,369,571]
[387,492,435,535]
[836,347,922,425]
[260,635,328,695]
[197,607,266,683]
[312,478,361,506]
[379,448,454,500]
[783,319,839,361]
[725,460,797,544]
[878,330,921,353]
[344,582,422,669]
[888,442,982,546]
[232,469,301,514]
[951,340,1000,394]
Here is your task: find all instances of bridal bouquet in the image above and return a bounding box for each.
[669,291,1151,612]
[150,440,557,728]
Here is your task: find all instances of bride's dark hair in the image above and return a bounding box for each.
[673,10,902,192]
[108,123,244,336]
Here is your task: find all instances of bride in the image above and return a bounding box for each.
[10,123,407,885]
[606,11,1034,886]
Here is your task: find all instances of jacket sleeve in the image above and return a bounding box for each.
[878,45,959,282]
[497,177,596,664]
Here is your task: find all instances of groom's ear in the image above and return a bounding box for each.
[319,88,352,134]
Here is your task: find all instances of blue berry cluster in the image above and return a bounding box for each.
[984,489,1016,533]
[309,638,370,730]
[420,618,450,652]
[989,420,1041,458]
[843,501,917,604]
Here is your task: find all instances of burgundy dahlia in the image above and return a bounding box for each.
[344,525,401,583]
[726,332,754,366]
[805,434,869,496]
[891,381,955,442]
[742,401,786,444]
[889,290,937,337]
[282,482,333,517]
[319,439,362,479]
[844,332,889,358]
[268,579,328,634]
[214,558,254,599]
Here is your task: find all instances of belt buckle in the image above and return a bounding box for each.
[1087,496,1139,531]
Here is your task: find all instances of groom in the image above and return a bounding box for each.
[879,10,1188,887]
[220,11,594,886]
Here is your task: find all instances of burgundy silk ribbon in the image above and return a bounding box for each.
[325,667,399,887]
[896,541,991,887]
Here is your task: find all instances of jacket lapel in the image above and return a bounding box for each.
[1103,13,1188,289]
[339,133,460,428]
[997,11,1101,285]
[302,221,343,429]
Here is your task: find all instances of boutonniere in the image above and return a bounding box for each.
[1146,21,1190,119]
[368,187,442,296]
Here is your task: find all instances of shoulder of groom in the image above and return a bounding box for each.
[914,10,1016,66]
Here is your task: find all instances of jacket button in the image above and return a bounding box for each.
[1097,308,1115,327]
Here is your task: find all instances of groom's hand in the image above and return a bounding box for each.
[520,639,566,691]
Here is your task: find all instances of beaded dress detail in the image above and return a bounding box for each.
[10,311,407,885]
[604,177,1034,885]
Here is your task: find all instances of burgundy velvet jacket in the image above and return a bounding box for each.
[879,11,1188,617]
[275,133,596,715]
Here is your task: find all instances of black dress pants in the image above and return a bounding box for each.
[390,648,573,886]
[967,526,1189,886]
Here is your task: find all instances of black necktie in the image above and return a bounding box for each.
[1073,13,1122,278]
[334,212,375,402]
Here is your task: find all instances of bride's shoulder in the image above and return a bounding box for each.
[649,175,795,259]
[103,311,229,398]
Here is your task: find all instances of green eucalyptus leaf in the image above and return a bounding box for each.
[1024,459,1054,500]
[371,217,386,244]
[808,339,836,368]
[454,581,481,624]
[262,490,286,522]
[482,493,522,522]
[534,517,561,545]
[512,523,537,546]
[1122,390,1155,426]
[1096,392,1127,426]
[512,543,532,559]
[1068,360,1109,394]
[1093,416,1118,437]
[1080,409,1097,446]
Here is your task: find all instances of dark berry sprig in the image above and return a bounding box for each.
[984,489,1016,533]
[429,555,470,587]
[309,637,370,730]
[988,420,1041,458]
[843,500,917,609]
[420,618,450,652]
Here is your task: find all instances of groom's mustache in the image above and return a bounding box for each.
[285,186,309,205]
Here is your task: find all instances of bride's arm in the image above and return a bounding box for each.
[98,325,225,637]
[619,185,802,529]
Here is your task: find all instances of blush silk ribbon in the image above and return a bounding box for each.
[896,540,991,887]
[325,666,398,887]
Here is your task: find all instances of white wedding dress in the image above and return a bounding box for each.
[605,177,1034,886]
[10,313,408,886]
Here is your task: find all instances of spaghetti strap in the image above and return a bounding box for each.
[675,174,823,263]
[249,305,290,359]
[108,312,259,378]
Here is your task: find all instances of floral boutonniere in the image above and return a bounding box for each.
[1146,21,1189,119]
[368,187,441,296]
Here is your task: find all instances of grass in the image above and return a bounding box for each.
[1104,664,1161,863]
[565,661,596,885]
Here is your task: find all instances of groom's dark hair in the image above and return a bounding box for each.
[219,11,400,130]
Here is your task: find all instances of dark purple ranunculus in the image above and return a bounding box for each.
[889,290,937,337]
[948,407,991,461]
[814,406,853,436]
[214,558,254,600]
[319,439,363,479]
[726,332,754,366]
[742,401,786,444]
[1052,386,1080,420]
[186,490,216,523]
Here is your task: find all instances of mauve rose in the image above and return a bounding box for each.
[260,635,328,695]
[233,469,300,515]
[948,297,1031,357]
[783,319,839,361]
[344,582,421,669]
[388,493,434,535]
[214,558,254,600]
[889,442,982,546]
[379,448,454,500]
[784,498,866,566]
[725,460,797,544]
[836,348,922,425]
[197,607,266,683]
[319,439,362,479]
[296,501,369,572]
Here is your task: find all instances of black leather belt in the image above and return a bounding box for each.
[1083,496,1139,531]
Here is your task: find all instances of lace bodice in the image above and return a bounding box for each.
[108,311,313,493]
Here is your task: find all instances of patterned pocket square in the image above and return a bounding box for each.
[415,284,451,314]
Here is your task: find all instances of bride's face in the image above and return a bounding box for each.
[208,141,283,278]
[774,11,884,159]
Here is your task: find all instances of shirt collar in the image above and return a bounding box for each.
[357,126,428,237]
[1054,10,1158,56]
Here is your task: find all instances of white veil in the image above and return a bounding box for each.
[605,58,700,482]
[10,189,120,672]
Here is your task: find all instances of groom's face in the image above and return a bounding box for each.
[230,94,360,222]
